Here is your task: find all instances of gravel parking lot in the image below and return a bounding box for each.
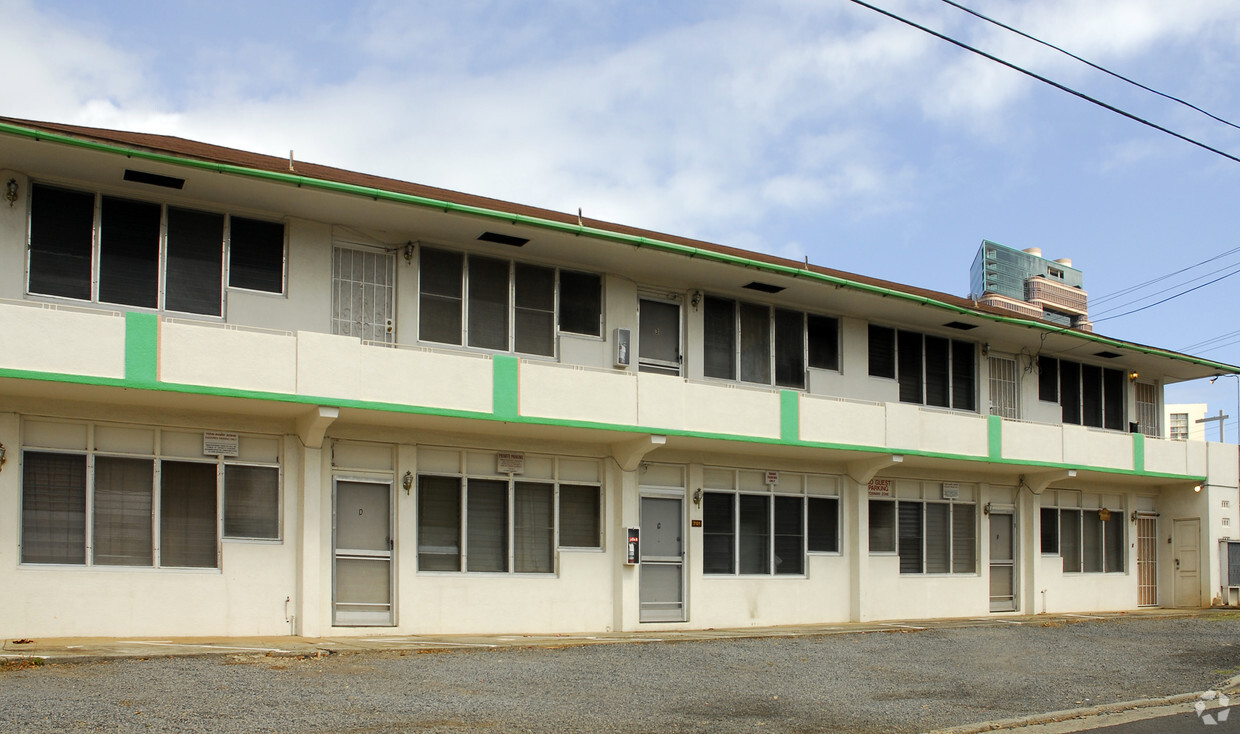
[3,614,1240,733]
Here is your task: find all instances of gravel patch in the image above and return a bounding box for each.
[3,615,1240,733]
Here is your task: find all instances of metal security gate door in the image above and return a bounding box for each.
[333,480,394,626]
[1137,516,1158,606]
[989,512,1017,612]
[638,298,681,375]
[332,247,395,343]
[639,496,685,622]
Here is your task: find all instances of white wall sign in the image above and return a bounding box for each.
[765,471,779,486]
[497,452,525,474]
[203,431,239,457]
[942,482,960,500]
[868,478,891,497]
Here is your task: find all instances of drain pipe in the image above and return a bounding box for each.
[285,595,296,635]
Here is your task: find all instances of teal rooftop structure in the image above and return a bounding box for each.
[969,240,1090,329]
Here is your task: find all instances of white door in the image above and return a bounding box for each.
[333,479,394,626]
[332,246,396,343]
[1173,518,1201,608]
[639,496,685,622]
[989,512,1017,612]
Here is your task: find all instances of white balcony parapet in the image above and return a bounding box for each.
[0,299,126,379]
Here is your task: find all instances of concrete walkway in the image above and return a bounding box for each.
[1,607,1219,665]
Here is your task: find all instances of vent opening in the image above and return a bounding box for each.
[477,231,529,247]
[943,321,978,331]
[742,281,785,294]
[123,169,185,190]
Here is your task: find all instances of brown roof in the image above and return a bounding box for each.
[1,115,1002,314]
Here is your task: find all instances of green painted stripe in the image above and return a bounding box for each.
[493,355,519,419]
[1133,432,1145,473]
[3,119,1236,376]
[0,365,1207,482]
[988,414,1002,461]
[780,390,800,442]
[124,312,159,386]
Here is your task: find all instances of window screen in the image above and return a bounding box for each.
[868,325,896,378]
[165,207,224,316]
[1081,509,1103,572]
[869,500,895,552]
[739,303,770,385]
[28,184,94,300]
[99,196,161,308]
[1038,356,1058,402]
[228,216,285,293]
[1081,364,1103,428]
[466,479,507,572]
[773,495,804,575]
[1060,361,1081,424]
[924,336,951,408]
[159,461,218,568]
[21,451,87,564]
[897,331,923,403]
[467,256,510,350]
[1040,506,1059,553]
[807,315,839,371]
[1060,509,1081,572]
[703,297,736,380]
[419,247,464,345]
[417,475,461,571]
[93,456,153,566]
[224,465,280,539]
[558,270,601,336]
[1102,368,1124,431]
[898,501,924,573]
[951,340,976,411]
[738,494,770,574]
[514,263,555,356]
[807,497,839,552]
[514,482,553,573]
[924,502,951,573]
[1104,513,1124,572]
[774,309,805,389]
[703,492,735,574]
[558,485,601,548]
[951,504,975,573]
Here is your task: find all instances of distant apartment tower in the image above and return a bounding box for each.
[970,240,1090,330]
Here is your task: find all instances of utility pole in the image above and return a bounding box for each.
[1197,410,1229,443]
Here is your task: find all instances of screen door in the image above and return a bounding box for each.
[333,479,394,626]
[639,496,685,622]
[989,512,1016,612]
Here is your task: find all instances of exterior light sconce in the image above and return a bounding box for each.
[402,470,413,495]
[1128,371,1139,382]
[1130,510,1139,523]
[4,179,16,207]
[0,442,6,471]
[403,242,415,265]
[692,488,702,507]
[982,502,991,516]
[689,291,702,311]
[1194,484,1203,493]
[981,343,990,358]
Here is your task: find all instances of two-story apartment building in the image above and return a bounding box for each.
[1,117,1237,639]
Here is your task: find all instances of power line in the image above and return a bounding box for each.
[939,0,1240,133]
[1091,264,1240,323]
[1092,260,1240,317]
[1092,246,1240,306]
[845,0,1240,166]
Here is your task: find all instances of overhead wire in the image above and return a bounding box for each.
[1091,246,1240,307]
[1091,265,1240,323]
[844,0,1240,166]
[938,0,1240,133]
[1092,261,1240,318]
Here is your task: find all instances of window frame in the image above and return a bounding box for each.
[25,182,287,316]
[701,468,841,578]
[1038,357,1127,430]
[416,245,604,357]
[867,489,977,575]
[701,295,840,390]
[868,325,977,411]
[1040,493,1126,574]
[415,454,604,575]
[18,421,283,570]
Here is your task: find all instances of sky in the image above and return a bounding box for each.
[4,0,1240,438]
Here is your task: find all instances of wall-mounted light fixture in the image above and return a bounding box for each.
[402,470,414,495]
[1128,371,1140,382]
[403,242,415,265]
[4,179,17,208]
[692,487,702,507]
[982,502,991,516]
[0,442,6,471]
[690,291,702,311]
[1194,484,1203,493]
